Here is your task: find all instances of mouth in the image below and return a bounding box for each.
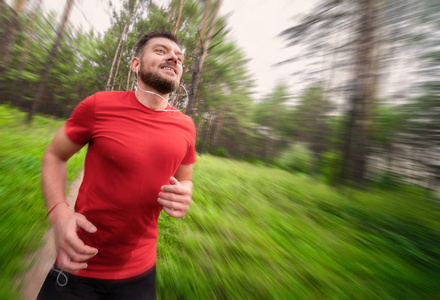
[161,65,177,75]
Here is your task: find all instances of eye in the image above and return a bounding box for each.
[156,49,165,54]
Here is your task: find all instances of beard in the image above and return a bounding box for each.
[138,64,179,94]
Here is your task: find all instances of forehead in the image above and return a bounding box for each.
[146,37,182,53]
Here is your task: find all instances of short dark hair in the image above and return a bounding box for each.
[134,30,181,58]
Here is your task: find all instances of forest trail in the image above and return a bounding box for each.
[19,171,83,300]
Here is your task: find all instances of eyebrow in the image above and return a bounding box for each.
[155,43,184,58]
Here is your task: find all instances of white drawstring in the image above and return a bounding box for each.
[51,266,68,286]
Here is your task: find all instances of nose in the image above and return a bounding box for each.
[166,52,178,64]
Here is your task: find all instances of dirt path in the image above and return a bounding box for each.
[19,171,83,300]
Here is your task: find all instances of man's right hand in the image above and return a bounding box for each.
[49,204,98,273]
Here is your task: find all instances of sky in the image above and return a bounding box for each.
[8,0,319,99]
[219,0,318,98]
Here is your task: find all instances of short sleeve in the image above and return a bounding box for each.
[181,120,196,164]
[65,94,96,145]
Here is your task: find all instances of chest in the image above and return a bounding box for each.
[90,111,190,171]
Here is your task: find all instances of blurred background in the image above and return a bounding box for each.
[0,0,439,299]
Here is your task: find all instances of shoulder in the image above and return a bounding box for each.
[87,91,135,110]
[93,91,134,102]
[177,111,195,124]
[171,111,196,138]
[172,110,196,128]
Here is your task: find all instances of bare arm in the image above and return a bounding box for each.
[42,125,98,273]
[158,164,193,218]
[42,125,82,220]
[174,163,193,190]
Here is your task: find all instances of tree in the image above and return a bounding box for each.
[340,0,380,182]
[280,0,440,187]
[186,0,222,116]
[253,83,291,158]
[0,0,29,68]
[106,22,129,91]
[26,0,74,123]
[172,0,183,34]
[288,85,333,171]
[182,15,255,157]
[5,0,42,104]
[0,0,257,161]
[279,0,384,183]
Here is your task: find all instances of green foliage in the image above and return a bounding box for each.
[1,10,103,118]
[156,155,440,299]
[277,143,314,174]
[212,147,228,158]
[253,82,290,134]
[19,70,41,83]
[2,108,440,299]
[1,0,257,160]
[373,171,404,190]
[370,104,406,148]
[0,105,86,299]
[194,18,256,157]
[320,150,342,184]
[251,84,334,165]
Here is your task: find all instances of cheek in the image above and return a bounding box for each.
[177,66,184,76]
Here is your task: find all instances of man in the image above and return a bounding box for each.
[37,30,196,300]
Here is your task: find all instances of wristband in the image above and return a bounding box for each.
[47,201,68,217]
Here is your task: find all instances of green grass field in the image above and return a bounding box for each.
[1,104,439,299]
[157,156,440,299]
[0,105,86,299]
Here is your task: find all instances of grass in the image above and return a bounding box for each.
[1,104,439,299]
[156,156,440,299]
[0,105,86,299]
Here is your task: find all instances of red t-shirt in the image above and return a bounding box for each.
[64,91,196,279]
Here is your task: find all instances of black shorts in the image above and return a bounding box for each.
[37,265,156,300]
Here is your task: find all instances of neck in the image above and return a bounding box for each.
[135,83,169,110]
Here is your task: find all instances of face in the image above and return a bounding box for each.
[137,37,184,94]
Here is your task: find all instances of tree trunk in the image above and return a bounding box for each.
[126,63,133,91]
[7,0,42,104]
[196,110,204,136]
[201,107,216,153]
[26,0,74,123]
[198,0,221,69]
[111,36,127,91]
[117,74,124,91]
[2,0,28,64]
[14,0,42,65]
[13,0,26,11]
[185,0,212,115]
[130,77,135,91]
[172,0,183,34]
[211,104,226,150]
[340,0,378,183]
[106,21,129,91]
[167,6,175,23]
[126,35,139,91]
[186,0,222,116]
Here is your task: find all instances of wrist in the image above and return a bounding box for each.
[47,201,70,224]
[180,180,193,190]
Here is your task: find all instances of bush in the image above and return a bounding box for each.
[277,143,314,174]
[212,146,228,157]
[320,151,342,184]
[373,171,403,190]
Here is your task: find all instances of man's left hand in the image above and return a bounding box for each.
[158,177,192,218]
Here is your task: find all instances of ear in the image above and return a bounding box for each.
[130,57,139,73]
